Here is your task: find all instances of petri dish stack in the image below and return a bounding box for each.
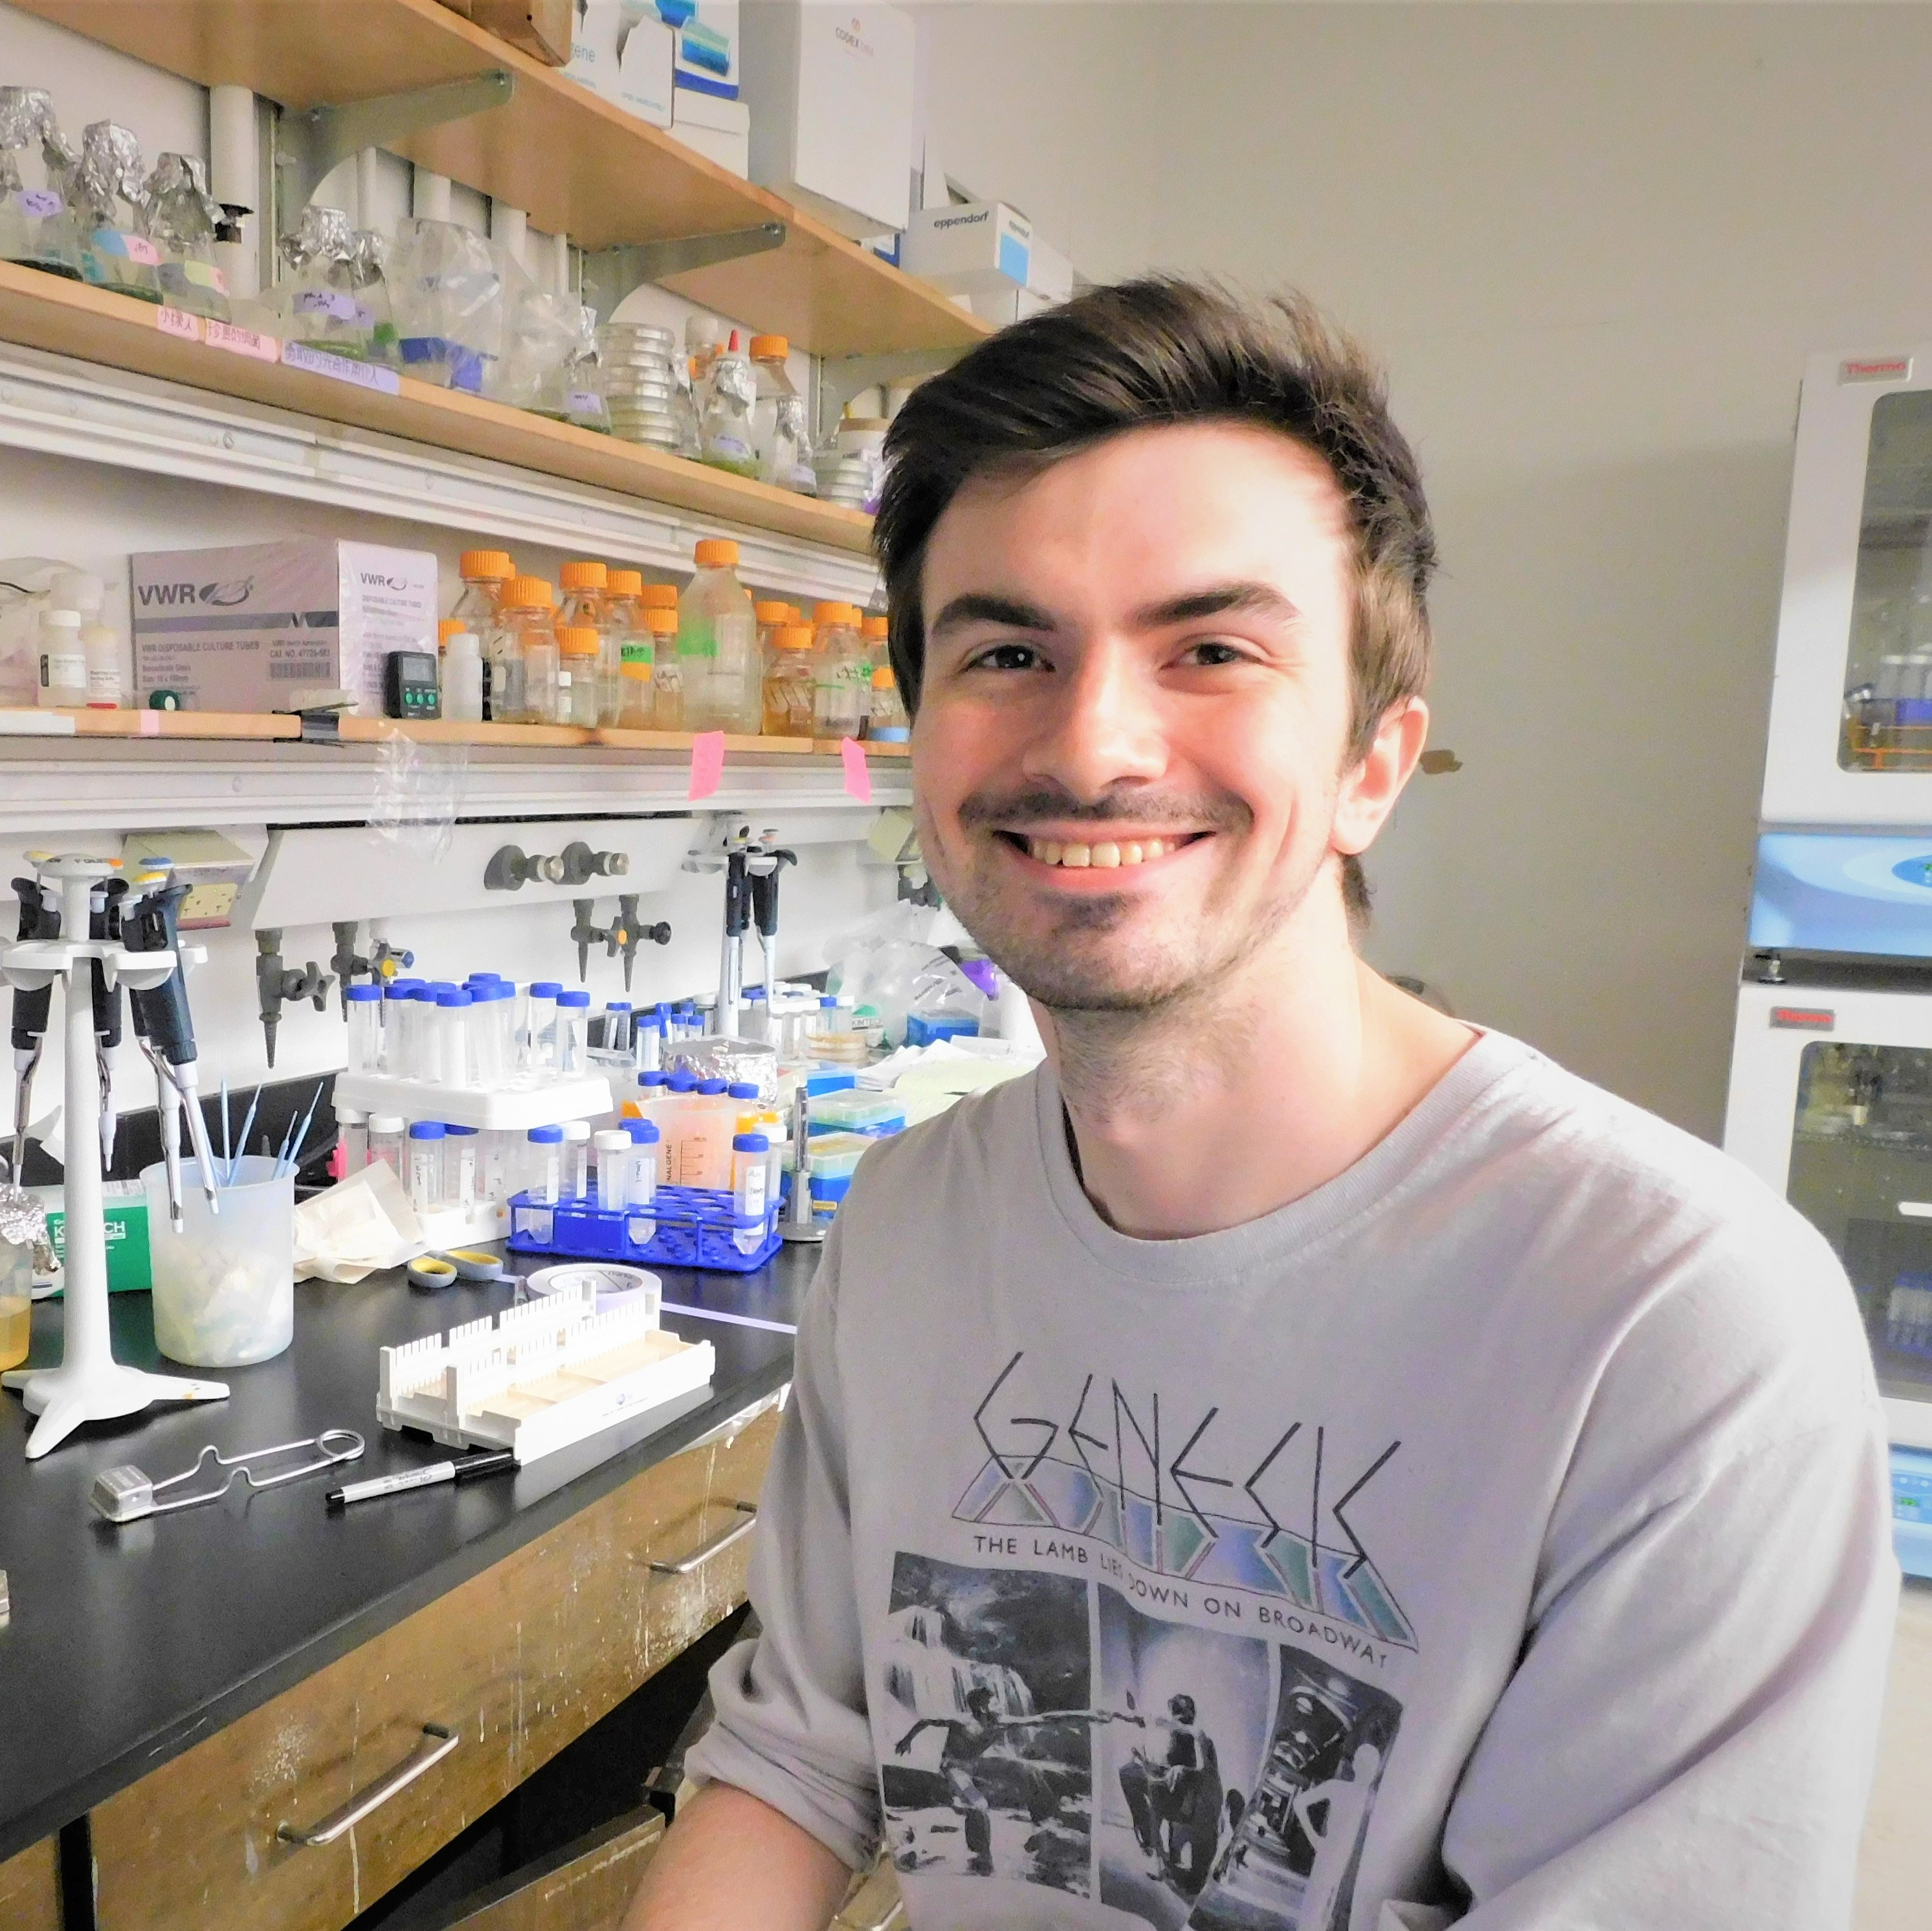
[597,322,682,453]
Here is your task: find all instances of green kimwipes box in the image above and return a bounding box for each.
[32,1182,153,1293]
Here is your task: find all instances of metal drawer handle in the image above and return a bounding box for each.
[649,1500,757,1576]
[276,1723,459,1847]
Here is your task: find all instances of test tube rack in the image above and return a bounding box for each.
[334,1069,616,1132]
[507,1184,783,1274]
[375,1279,715,1463]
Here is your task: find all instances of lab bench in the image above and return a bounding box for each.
[0,1244,812,1930]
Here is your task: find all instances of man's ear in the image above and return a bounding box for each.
[1334,698,1429,857]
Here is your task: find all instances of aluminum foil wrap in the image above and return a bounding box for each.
[76,120,144,219]
[0,1182,53,1276]
[140,151,219,250]
[279,202,352,274]
[0,85,52,153]
[348,226,389,287]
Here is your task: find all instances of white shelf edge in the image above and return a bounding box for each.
[0,741,913,835]
[0,340,882,605]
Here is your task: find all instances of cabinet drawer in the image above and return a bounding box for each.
[93,1402,780,1931]
[0,1835,59,1931]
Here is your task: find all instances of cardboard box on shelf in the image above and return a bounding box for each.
[671,0,739,100]
[130,541,438,718]
[742,1,916,240]
[671,87,750,177]
[904,199,1031,298]
[565,3,674,126]
[467,0,573,65]
[1026,236,1075,305]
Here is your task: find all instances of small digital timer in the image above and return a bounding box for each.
[383,650,441,720]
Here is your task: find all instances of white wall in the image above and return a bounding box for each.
[914,0,1932,1139]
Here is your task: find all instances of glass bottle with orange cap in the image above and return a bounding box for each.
[764,622,816,737]
[556,626,601,727]
[811,601,867,739]
[749,335,814,493]
[633,582,681,729]
[498,576,557,725]
[559,561,617,723]
[698,331,759,480]
[606,569,648,727]
[679,537,760,733]
[452,549,515,720]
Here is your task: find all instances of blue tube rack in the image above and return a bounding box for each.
[507,1186,781,1273]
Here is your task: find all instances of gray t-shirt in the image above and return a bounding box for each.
[689,1032,1896,1930]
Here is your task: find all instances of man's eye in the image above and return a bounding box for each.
[1183,640,1248,667]
[972,641,1043,672]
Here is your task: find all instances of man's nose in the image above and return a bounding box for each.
[1019,641,1168,802]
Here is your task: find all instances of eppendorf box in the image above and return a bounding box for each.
[130,540,439,715]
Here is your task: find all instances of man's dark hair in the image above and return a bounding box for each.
[873,276,1438,925]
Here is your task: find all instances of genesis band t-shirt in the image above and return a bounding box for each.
[689,1032,1896,1930]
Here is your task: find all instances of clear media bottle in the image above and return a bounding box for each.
[556,988,591,1072]
[764,623,816,737]
[867,665,909,741]
[452,550,516,722]
[606,570,647,723]
[368,1114,406,1177]
[678,538,761,733]
[502,576,557,726]
[645,602,682,730]
[557,627,601,726]
[408,1120,446,1214]
[594,1127,631,1208]
[811,602,867,738]
[524,1123,563,1204]
[344,983,383,1073]
[558,561,617,720]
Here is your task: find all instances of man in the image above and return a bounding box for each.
[1118,1694,1223,1895]
[628,278,1894,1930]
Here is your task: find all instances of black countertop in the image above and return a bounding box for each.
[0,1246,813,1862]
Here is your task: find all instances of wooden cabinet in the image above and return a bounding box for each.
[0,1835,60,1931]
[90,1406,780,1931]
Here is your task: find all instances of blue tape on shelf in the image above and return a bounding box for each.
[508,1185,781,1273]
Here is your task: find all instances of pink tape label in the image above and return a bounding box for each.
[204,320,281,362]
[155,305,200,342]
[840,736,872,803]
[137,709,161,736]
[687,730,725,800]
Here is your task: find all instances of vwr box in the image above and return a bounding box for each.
[131,540,439,716]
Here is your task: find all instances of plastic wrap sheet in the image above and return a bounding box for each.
[368,723,468,864]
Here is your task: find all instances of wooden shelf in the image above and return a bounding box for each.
[14,0,995,360]
[0,263,875,552]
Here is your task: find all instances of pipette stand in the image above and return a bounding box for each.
[0,856,229,1459]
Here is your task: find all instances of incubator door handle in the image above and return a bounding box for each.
[276,1723,459,1846]
[649,1499,757,1576]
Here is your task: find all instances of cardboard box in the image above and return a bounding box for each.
[668,0,739,99]
[742,1,915,240]
[118,828,257,929]
[566,5,674,126]
[35,1182,151,1292]
[1026,235,1074,304]
[671,87,749,177]
[130,541,439,717]
[904,199,1031,298]
[469,0,573,65]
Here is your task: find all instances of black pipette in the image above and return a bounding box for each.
[8,877,59,1176]
[124,868,220,1219]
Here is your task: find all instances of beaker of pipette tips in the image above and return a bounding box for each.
[141,1156,294,1367]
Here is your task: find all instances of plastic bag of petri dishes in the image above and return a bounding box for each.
[388,216,505,394]
[140,152,230,321]
[0,87,80,279]
[489,256,584,413]
[73,120,157,302]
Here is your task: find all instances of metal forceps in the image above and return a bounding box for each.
[90,1428,366,1523]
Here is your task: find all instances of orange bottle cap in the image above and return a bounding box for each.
[459,549,514,580]
[504,577,555,608]
[561,560,608,590]
[862,614,889,639]
[438,617,463,645]
[608,568,644,595]
[748,333,788,361]
[777,625,815,651]
[871,665,896,688]
[639,582,679,608]
[647,608,678,634]
[753,601,791,623]
[694,538,738,568]
[814,601,855,623]
[559,626,600,656]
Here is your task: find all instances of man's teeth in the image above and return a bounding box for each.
[1025,836,1175,867]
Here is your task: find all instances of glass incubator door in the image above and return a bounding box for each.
[1842,390,1932,773]
[1786,1041,1932,1409]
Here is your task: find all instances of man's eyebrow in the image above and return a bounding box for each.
[928,592,1060,639]
[1130,581,1302,628]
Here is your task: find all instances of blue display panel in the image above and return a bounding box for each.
[1750,831,1932,956]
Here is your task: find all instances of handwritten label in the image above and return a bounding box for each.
[203,320,281,362]
[839,736,872,803]
[567,389,602,416]
[155,305,201,342]
[15,188,61,218]
[687,729,726,800]
[281,339,401,394]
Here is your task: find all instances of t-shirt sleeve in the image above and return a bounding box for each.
[1441,1224,1899,1928]
[685,1230,882,1871]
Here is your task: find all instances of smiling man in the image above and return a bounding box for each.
[627,280,1894,1931]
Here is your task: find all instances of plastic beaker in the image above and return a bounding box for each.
[142,1156,295,1367]
[0,1227,31,1371]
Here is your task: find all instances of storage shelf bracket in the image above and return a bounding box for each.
[817,347,964,441]
[581,223,788,320]
[272,71,516,225]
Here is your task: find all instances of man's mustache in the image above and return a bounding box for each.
[957,787,1250,833]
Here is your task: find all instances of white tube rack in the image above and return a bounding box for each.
[335,1070,616,1132]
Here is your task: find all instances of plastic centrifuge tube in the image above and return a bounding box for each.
[335,1104,369,1174]
[526,981,561,1071]
[561,1118,592,1198]
[635,1008,662,1072]
[408,1120,446,1214]
[526,1123,563,1204]
[603,1000,632,1055]
[557,989,591,1073]
[594,1128,631,1209]
[436,988,474,1087]
[368,1114,406,1176]
[344,983,383,1074]
[445,1123,480,1208]
[732,1131,770,1252]
[625,1117,660,1240]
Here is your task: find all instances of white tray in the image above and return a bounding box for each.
[336,1070,615,1132]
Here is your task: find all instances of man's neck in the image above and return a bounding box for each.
[1041,918,1476,1241]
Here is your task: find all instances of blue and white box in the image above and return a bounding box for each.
[903,199,1031,298]
[661,0,739,100]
